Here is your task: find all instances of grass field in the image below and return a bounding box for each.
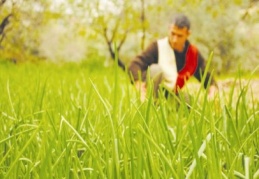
[0,61,259,178]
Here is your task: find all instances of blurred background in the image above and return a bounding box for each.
[0,0,258,75]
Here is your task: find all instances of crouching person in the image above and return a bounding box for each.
[128,14,218,103]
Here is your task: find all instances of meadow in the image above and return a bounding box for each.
[0,61,258,179]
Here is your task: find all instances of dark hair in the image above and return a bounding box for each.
[171,14,191,30]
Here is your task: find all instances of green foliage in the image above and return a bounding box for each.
[0,1,48,62]
[0,62,259,178]
[182,0,259,74]
[0,0,259,73]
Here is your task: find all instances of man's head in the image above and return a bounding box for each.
[168,14,191,52]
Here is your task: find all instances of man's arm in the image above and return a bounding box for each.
[128,41,159,101]
[128,41,158,82]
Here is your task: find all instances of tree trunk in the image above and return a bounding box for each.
[0,14,12,44]
[103,27,126,71]
[107,42,126,71]
[0,14,12,35]
[140,0,146,50]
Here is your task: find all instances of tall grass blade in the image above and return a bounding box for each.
[186,133,212,178]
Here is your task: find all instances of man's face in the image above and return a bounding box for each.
[168,25,190,52]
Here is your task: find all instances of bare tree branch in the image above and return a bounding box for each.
[0,14,12,35]
[103,26,126,70]
[103,27,111,44]
[110,17,121,43]
[117,29,129,51]
[0,33,5,44]
[0,0,6,6]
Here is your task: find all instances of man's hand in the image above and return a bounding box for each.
[135,81,147,102]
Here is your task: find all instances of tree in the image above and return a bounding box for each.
[1,0,258,74]
[0,0,51,62]
[0,14,12,44]
[0,0,12,48]
[86,0,137,70]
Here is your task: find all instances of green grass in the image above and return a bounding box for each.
[0,60,259,178]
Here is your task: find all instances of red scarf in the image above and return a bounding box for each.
[175,45,198,92]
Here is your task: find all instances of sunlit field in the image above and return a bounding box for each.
[0,61,259,178]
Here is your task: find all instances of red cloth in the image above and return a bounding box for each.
[175,45,198,92]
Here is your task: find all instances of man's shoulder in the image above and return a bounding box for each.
[149,39,158,46]
[145,40,159,51]
[144,37,169,54]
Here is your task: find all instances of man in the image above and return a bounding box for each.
[128,14,218,101]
